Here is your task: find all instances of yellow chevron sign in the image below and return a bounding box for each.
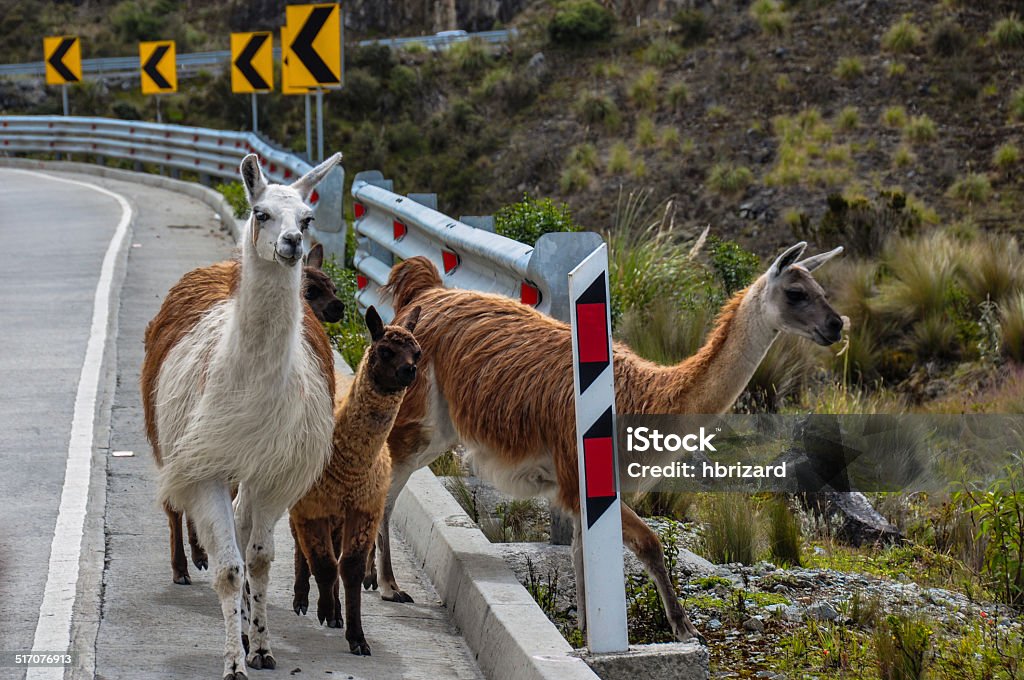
[280,25,312,96]
[139,41,177,94]
[43,36,81,85]
[283,3,342,88]
[231,32,273,94]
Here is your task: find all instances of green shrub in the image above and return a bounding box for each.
[321,258,370,369]
[834,56,864,80]
[576,90,621,130]
[703,494,758,565]
[874,614,932,680]
[994,142,1021,169]
[947,172,993,205]
[112,0,168,43]
[749,0,790,36]
[882,17,923,53]
[709,236,759,294]
[672,8,710,46]
[990,14,1024,49]
[628,69,660,110]
[767,498,802,567]
[904,115,938,144]
[931,19,967,57]
[494,194,580,246]
[643,37,683,67]
[548,0,615,45]
[215,181,248,219]
[706,163,754,196]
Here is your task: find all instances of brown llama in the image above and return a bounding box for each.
[370,242,845,643]
[289,305,421,656]
[160,243,345,586]
[142,153,341,677]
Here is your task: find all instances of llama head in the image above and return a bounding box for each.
[238,152,343,267]
[762,242,846,346]
[302,244,345,323]
[363,305,422,394]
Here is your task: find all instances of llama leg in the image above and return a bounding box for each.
[341,510,376,656]
[186,482,248,680]
[290,518,311,616]
[620,504,703,644]
[376,469,414,603]
[571,514,587,632]
[166,503,191,585]
[234,490,254,649]
[293,517,341,627]
[187,515,209,571]
[331,523,343,624]
[243,507,279,670]
[363,542,377,590]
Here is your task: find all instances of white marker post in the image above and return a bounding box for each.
[568,243,629,653]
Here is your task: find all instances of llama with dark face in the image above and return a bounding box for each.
[290,305,421,657]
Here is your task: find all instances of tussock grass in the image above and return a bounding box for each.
[990,14,1024,49]
[904,115,938,144]
[607,141,632,175]
[567,143,600,172]
[576,91,621,130]
[931,19,966,57]
[643,37,683,67]
[659,127,681,153]
[887,61,908,78]
[618,297,713,365]
[871,234,960,322]
[993,142,1021,169]
[703,494,758,565]
[1011,87,1024,120]
[749,0,790,36]
[892,144,916,169]
[776,73,794,92]
[836,106,860,131]
[707,162,753,195]
[767,498,802,567]
[882,105,908,129]
[448,39,491,73]
[667,81,690,112]
[636,116,657,148]
[628,69,660,110]
[959,234,1024,304]
[947,172,993,205]
[1001,292,1024,363]
[882,17,923,53]
[834,56,864,80]
[559,165,593,193]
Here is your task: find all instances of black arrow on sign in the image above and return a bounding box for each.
[48,38,79,82]
[291,6,339,84]
[235,34,269,90]
[143,44,172,89]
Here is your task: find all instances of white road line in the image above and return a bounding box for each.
[9,171,133,680]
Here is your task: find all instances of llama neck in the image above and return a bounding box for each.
[230,221,303,368]
[657,276,779,414]
[334,357,406,452]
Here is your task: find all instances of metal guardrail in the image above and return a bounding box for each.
[0,30,516,79]
[351,170,603,323]
[0,115,345,242]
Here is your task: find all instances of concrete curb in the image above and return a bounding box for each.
[393,469,601,680]
[0,158,245,240]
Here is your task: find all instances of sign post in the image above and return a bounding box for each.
[230,32,273,133]
[568,243,629,654]
[43,36,81,116]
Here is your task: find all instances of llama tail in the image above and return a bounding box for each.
[382,256,442,312]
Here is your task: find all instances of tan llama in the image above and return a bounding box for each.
[290,305,422,656]
[372,242,845,644]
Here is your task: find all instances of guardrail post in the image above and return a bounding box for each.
[527,230,605,545]
[310,162,347,264]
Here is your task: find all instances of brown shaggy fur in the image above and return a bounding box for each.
[289,309,420,656]
[141,257,337,586]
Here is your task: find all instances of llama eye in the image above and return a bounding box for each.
[413,350,422,361]
[301,216,314,231]
[786,289,808,302]
[254,210,269,223]
[304,289,319,301]
[379,347,393,360]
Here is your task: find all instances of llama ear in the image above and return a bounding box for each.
[797,245,844,272]
[239,154,267,204]
[403,306,422,334]
[771,242,808,278]
[365,306,385,342]
[292,152,343,202]
[305,243,324,270]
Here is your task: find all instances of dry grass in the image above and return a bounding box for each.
[628,69,660,110]
[946,172,993,205]
[882,17,923,53]
[904,115,938,144]
[749,0,790,36]
[707,162,754,195]
[990,14,1024,49]
[882,105,909,129]
[994,142,1021,169]
[834,56,865,80]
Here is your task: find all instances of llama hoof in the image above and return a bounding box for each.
[247,650,276,670]
[173,573,191,586]
[292,595,308,616]
[192,552,208,571]
[349,640,371,656]
[224,672,248,680]
[362,573,378,590]
[326,618,343,629]
[383,590,414,603]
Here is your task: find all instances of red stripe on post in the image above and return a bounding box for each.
[583,437,615,497]
[576,303,609,364]
[354,202,365,218]
[310,190,319,204]
[442,250,460,274]
[393,220,407,240]
[356,275,368,290]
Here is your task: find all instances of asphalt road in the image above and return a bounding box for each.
[0,168,483,680]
